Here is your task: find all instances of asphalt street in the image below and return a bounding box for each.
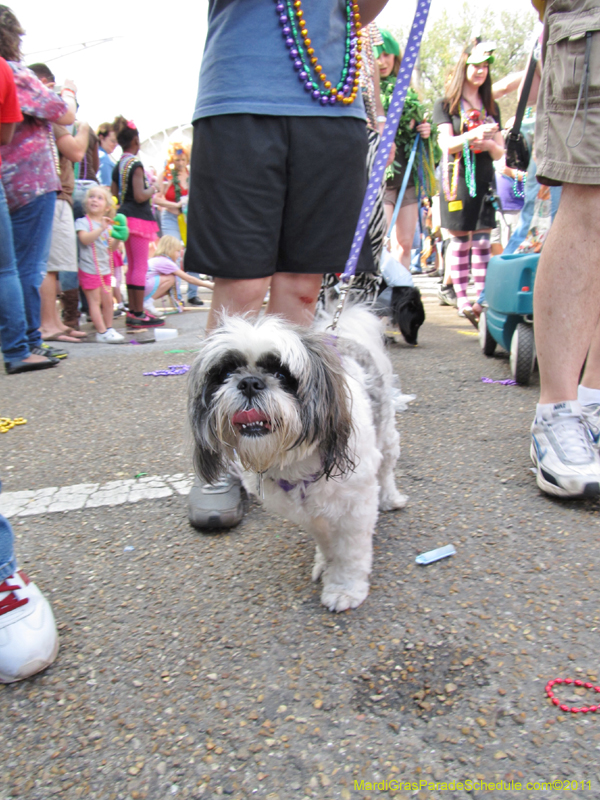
[2,283,600,800]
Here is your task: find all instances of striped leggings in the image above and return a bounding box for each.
[449,232,491,311]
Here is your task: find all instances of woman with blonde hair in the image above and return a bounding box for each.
[154,142,189,238]
[153,142,205,304]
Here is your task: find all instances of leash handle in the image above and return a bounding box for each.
[340,0,432,284]
[386,134,421,240]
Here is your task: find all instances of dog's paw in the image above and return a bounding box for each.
[379,491,408,511]
[321,580,369,613]
[311,547,326,582]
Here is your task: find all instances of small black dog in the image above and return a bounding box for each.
[373,285,426,346]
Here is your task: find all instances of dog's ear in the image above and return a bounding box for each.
[187,358,230,484]
[295,331,355,479]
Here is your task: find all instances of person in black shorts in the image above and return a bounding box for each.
[184,0,391,529]
[432,40,504,326]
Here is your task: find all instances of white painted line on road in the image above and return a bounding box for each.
[0,473,195,519]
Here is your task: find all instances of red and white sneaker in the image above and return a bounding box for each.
[0,570,59,683]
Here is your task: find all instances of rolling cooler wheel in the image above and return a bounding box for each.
[510,322,536,385]
[479,309,496,357]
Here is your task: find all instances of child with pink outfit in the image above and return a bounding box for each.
[75,186,124,343]
[110,116,163,328]
[144,236,213,316]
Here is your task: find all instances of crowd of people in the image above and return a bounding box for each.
[0,6,212,378]
[1,0,599,688]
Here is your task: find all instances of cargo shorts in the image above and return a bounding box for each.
[536,0,600,185]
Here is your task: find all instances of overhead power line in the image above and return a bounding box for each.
[24,37,121,64]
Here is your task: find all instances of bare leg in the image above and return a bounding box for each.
[581,319,600,391]
[266,272,323,326]
[100,287,114,329]
[206,272,323,333]
[40,273,70,338]
[206,276,271,333]
[393,203,419,270]
[84,288,106,334]
[151,275,176,301]
[534,184,600,404]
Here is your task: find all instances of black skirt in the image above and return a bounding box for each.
[439,154,497,231]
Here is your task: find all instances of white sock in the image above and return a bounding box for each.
[536,400,581,422]
[578,385,600,406]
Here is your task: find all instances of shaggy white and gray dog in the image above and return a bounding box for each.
[188,306,407,612]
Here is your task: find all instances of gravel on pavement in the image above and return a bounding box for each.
[2,295,600,800]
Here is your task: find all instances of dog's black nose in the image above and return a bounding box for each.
[237,376,266,398]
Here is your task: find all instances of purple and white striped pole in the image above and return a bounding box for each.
[341,0,432,285]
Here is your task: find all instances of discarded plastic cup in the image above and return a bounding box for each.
[154,328,178,340]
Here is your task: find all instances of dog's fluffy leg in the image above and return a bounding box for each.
[307,499,376,613]
[377,394,408,511]
[311,546,326,582]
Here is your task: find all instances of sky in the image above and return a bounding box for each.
[12,0,530,160]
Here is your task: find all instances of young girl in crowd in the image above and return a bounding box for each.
[144,235,213,315]
[75,186,124,343]
[432,40,504,326]
[111,116,163,328]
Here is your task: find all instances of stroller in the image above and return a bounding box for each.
[479,253,539,385]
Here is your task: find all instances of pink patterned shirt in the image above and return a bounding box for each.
[0,63,68,212]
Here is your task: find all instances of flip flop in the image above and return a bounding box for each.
[41,332,83,343]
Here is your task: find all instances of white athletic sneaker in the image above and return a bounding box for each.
[530,401,600,498]
[582,403,600,447]
[96,327,124,344]
[0,571,59,683]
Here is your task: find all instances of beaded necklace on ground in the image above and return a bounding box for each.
[275,0,362,105]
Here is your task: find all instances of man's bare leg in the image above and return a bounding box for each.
[206,276,271,334]
[580,317,600,391]
[531,184,600,498]
[266,272,323,327]
[534,184,600,404]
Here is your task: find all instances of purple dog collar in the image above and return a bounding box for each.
[276,472,320,500]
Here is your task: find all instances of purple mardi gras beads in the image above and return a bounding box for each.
[276,0,360,105]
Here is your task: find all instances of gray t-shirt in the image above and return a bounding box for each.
[193,0,366,121]
[75,216,111,275]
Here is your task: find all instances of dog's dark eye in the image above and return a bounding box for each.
[207,351,247,390]
[256,354,298,394]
